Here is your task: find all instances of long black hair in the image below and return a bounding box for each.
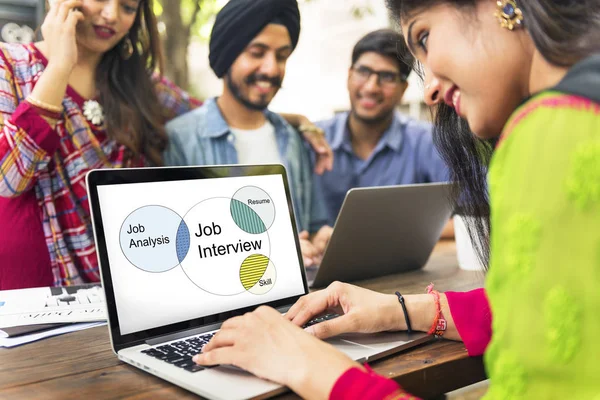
[95,0,167,166]
[43,0,167,165]
[386,0,600,269]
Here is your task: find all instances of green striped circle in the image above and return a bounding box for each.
[230,199,267,234]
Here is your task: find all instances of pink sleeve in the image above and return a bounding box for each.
[330,365,421,400]
[445,288,492,356]
[0,101,60,198]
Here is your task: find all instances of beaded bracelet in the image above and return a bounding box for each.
[426,283,447,337]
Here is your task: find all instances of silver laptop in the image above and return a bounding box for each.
[87,165,429,400]
[309,183,454,288]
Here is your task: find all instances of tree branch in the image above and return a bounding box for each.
[185,0,203,37]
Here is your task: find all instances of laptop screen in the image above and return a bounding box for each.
[93,170,306,336]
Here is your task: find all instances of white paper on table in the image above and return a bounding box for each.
[0,284,107,328]
[0,322,107,348]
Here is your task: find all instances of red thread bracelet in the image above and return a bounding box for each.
[426,283,447,337]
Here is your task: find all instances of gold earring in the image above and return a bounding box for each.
[494,0,523,30]
[120,37,134,60]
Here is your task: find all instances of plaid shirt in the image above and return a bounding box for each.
[0,43,200,286]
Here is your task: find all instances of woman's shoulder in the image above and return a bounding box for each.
[489,89,600,212]
[0,42,36,65]
[0,43,42,87]
[490,88,600,200]
[502,55,600,144]
[500,91,600,147]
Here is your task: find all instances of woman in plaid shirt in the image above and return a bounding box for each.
[0,0,201,289]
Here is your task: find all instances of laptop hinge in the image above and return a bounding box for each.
[145,305,293,346]
[146,322,223,346]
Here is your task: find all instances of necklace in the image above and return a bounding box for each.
[83,99,104,126]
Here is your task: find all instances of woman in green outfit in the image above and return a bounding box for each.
[190,0,600,398]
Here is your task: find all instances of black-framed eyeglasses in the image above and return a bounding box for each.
[351,65,405,87]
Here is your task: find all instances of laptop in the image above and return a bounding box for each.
[86,165,430,400]
[309,183,454,288]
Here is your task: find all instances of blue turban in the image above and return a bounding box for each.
[209,0,301,78]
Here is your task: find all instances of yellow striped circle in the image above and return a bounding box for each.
[240,254,269,290]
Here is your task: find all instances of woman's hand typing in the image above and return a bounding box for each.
[286,282,409,339]
[193,306,357,400]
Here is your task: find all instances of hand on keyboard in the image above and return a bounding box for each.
[192,306,357,397]
[286,282,409,339]
[141,332,217,373]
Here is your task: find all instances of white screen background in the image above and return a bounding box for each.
[96,174,306,335]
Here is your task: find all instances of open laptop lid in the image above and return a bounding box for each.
[87,165,308,353]
[310,182,454,287]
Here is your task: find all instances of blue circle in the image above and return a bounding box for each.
[119,205,186,273]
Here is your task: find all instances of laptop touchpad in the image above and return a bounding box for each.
[324,338,380,361]
[337,331,415,348]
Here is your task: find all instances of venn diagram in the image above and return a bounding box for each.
[119,186,277,296]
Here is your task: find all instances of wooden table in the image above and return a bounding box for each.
[0,241,486,399]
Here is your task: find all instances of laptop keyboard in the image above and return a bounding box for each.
[141,332,216,373]
[302,313,339,328]
[140,314,340,373]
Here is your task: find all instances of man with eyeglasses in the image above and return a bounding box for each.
[313,29,450,236]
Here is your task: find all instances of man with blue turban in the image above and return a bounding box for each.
[165,0,331,268]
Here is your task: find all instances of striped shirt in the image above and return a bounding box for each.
[0,43,200,288]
